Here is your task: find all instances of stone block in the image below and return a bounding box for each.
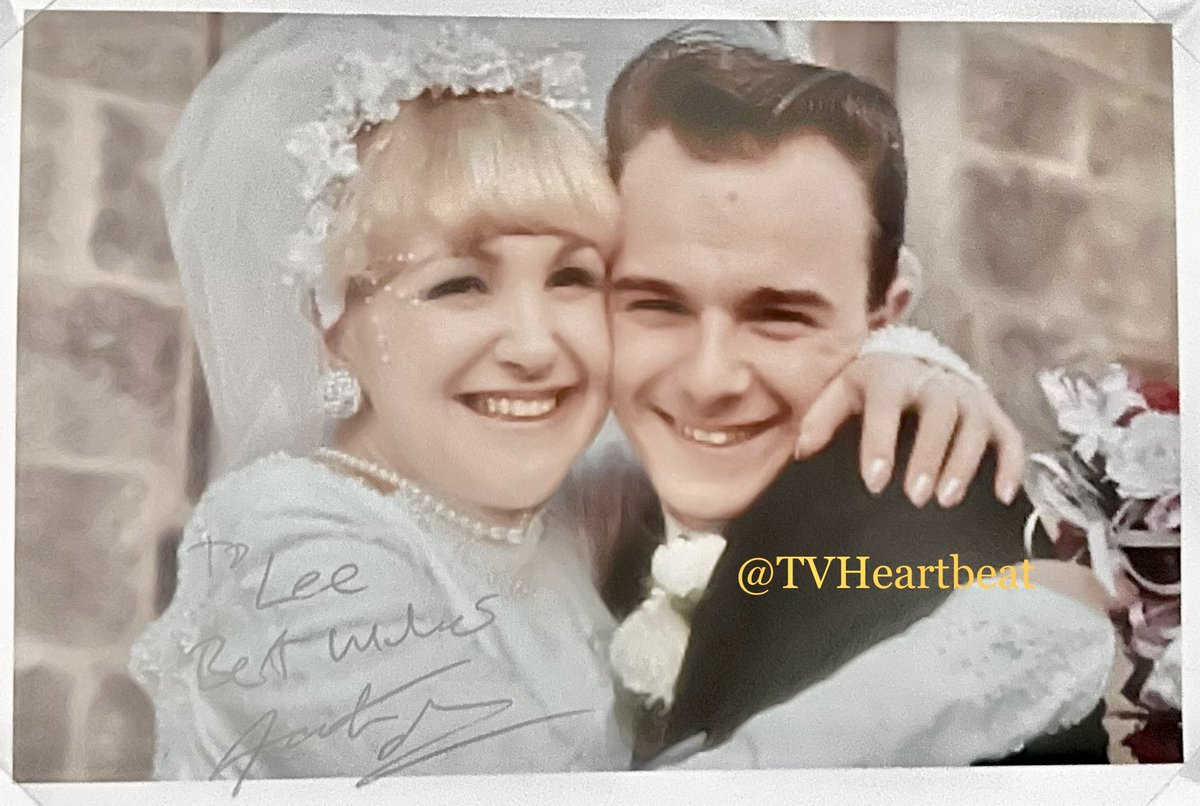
[988,316,1081,449]
[1071,202,1177,354]
[23,10,209,105]
[1147,25,1173,87]
[1087,93,1174,180]
[961,163,1089,295]
[962,32,1082,162]
[15,464,146,646]
[811,21,897,96]
[14,664,74,782]
[19,78,69,265]
[17,276,185,463]
[83,672,155,781]
[89,102,177,281]
[991,22,1170,90]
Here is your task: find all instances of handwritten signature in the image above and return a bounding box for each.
[208,658,590,796]
[185,593,500,692]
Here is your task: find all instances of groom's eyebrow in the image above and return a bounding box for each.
[741,286,834,311]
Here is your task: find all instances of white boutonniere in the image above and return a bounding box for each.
[609,532,726,709]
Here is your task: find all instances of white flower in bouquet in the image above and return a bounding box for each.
[1105,411,1181,500]
[1037,365,1146,462]
[650,533,727,601]
[609,589,690,708]
[1142,635,1182,711]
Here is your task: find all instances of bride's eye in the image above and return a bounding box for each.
[423,275,488,300]
[547,266,600,290]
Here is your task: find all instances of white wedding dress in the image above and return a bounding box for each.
[129,453,630,785]
[130,434,1115,784]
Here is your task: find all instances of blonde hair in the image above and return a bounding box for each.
[325,91,620,294]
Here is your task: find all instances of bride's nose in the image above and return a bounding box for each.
[493,287,559,378]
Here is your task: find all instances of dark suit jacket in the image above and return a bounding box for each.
[601,415,1107,766]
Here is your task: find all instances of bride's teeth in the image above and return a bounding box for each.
[472,395,559,419]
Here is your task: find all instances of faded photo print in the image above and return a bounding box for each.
[12,11,1181,789]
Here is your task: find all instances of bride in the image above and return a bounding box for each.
[129,15,1106,788]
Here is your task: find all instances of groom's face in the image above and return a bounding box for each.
[610,129,876,529]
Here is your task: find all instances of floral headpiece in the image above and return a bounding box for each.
[280,22,591,329]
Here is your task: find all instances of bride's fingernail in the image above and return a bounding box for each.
[937,477,962,508]
[999,481,1020,505]
[908,473,934,507]
[865,458,890,494]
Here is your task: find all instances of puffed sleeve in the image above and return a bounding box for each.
[659,586,1115,769]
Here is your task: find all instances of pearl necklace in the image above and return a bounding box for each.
[315,447,537,545]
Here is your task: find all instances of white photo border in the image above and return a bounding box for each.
[1,0,1196,803]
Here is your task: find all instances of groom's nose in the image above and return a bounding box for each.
[676,313,752,411]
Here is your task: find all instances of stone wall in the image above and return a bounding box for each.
[13,15,1179,782]
[891,22,1177,448]
[14,10,214,782]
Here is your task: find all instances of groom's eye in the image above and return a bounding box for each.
[751,307,815,326]
[424,275,488,300]
[627,297,688,315]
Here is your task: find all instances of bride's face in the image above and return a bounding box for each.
[332,230,611,513]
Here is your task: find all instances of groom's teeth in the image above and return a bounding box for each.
[472,395,559,420]
[681,425,741,446]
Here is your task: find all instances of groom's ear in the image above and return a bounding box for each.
[867,274,912,330]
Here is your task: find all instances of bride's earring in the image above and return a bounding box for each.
[320,368,362,419]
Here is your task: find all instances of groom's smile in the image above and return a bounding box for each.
[609,129,878,530]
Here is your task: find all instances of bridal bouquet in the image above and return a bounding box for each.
[1025,364,1182,762]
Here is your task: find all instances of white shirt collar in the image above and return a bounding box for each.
[662,507,726,543]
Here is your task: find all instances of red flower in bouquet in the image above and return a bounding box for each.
[1123,709,1183,763]
[1137,380,1180,414]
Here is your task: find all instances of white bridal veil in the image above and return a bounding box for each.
[163,15,785,474]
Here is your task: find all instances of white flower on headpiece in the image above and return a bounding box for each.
[1037,365,1145,462]
[526,50,592,112]
[287,120,359,202]
[417,22,520,96]
[1104,410,1181,500]
[609,590,689,709]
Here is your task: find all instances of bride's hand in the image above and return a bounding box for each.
[793,353,1024,508]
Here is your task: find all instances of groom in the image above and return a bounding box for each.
[599,35,1107,764]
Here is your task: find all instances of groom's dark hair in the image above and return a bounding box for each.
[606,35,906,308]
